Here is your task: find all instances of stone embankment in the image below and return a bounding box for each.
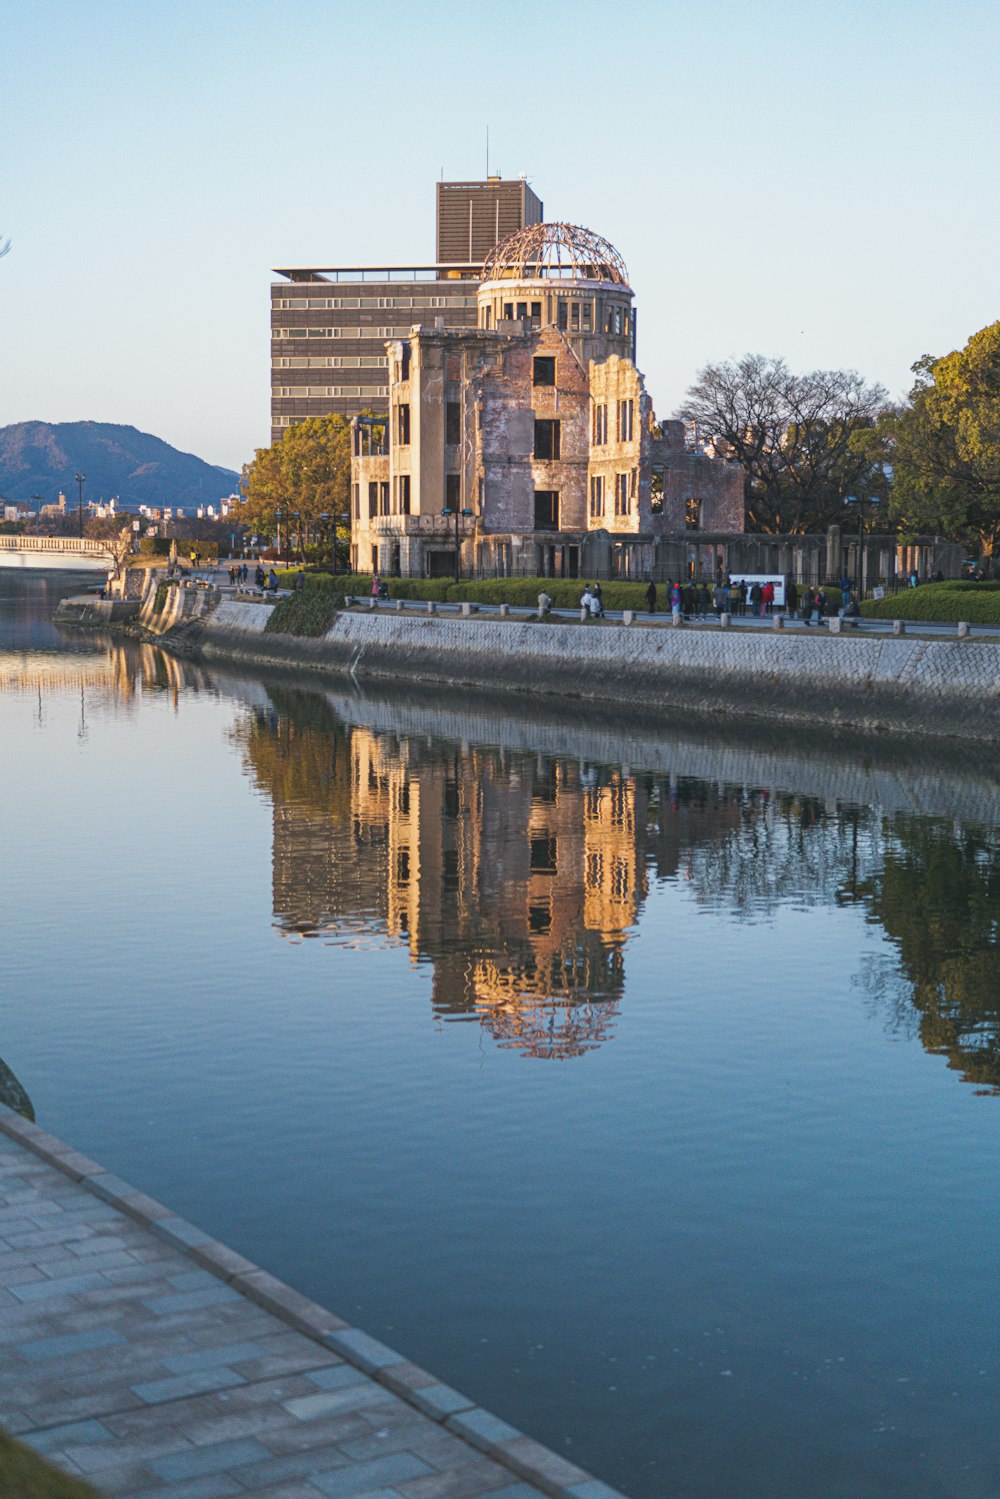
[174,594,1000,743]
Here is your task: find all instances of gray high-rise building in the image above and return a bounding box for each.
[270,178,543,443]
[435,177,543,264]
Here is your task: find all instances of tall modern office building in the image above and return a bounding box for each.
[435,178,543,263]
[270,178,544,444]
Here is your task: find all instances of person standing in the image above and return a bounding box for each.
[762,580,775,615]
[670,581,683,623]
[802,585,815,624]
[645,580,657,614]
[750,581,763,617]
[371,573,381,599]
[712,581,726,618]
[786,579,798,619]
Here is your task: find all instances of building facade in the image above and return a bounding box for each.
[270,179,544,444]
[350,222,745,580]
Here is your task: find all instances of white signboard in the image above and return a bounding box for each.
[729,574,786,607]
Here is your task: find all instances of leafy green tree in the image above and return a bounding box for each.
[848,817,1000,1091]
[677,354,889,533]
[867,323,1000,561]
[241,414,360,564]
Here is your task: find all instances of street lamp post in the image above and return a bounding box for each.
[844,494,880,599]
[441,506,474,585]
[30,494,42,533]
[275,509,283,566]
[292,511,301,566]
[74,473,86,538]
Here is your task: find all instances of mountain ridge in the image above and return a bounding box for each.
[0,420,239,506]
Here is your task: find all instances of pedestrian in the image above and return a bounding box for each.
[241,563,248,584]
[592,581,603,611]
[712,581,726,618]
[268,567,279,592]
[538,589,553,617]
[371,573,381,599]
[762,580,775,614]
[815,586,827,622]
[580,584,594,618]
[588,589,603,618]
[255,564,265,589]
[909,569,919,589]
[645,580,657,614]
[669,581,682,622]
[802,585,815,625]
[696,581,710,619]
[750,581,763,617]
[786,579,798,619]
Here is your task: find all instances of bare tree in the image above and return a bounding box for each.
[677,354,889,533]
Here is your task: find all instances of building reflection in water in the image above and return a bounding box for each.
[237,687,1000,1078]
[239,691,648,1058]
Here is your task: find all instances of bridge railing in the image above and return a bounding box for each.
[0,535,107,555]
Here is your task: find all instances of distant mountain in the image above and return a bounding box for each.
[0,421,239,506]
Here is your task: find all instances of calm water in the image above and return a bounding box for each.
[2,571,1000,1499]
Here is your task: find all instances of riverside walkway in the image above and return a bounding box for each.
[0,1108,619,1499]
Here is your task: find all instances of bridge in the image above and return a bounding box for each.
[0,535,110,570]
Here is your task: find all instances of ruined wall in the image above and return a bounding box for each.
[587,355,649,536]
[650,423,745,534]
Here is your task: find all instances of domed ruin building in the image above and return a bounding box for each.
[350,221,744,581]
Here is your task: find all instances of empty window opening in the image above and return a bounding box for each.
[396,403,410,445]
[589,474,605,519]
[446,401,461,445]
[685,496,703,530]
[534,490,560,530]
[534,419,561,461]
[533,356,556,387]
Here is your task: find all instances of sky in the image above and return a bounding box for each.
[1,0,998,475]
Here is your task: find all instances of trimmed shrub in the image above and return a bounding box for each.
[861,581,1000,624]
[0,1428,99,1498]
[265,589,339,636]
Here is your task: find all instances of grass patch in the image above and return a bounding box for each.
[265,589,340,637]
[861,581,1000,623]
[0,1429,100,1498]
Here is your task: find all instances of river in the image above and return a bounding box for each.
[2,570,999,1499]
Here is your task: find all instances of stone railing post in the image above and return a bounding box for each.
[957,620,970,638]
[622,610,635,626]
[719,612,731,628]
[426,600,436,615]
[892,619,905,635]
[499,603,509,618]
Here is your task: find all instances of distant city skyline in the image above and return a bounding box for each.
[1,0,997,473]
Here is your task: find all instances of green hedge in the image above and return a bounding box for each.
[275,574,682,611]
[0,1429,99,1498]
[861,581,1000,623]
[265,589,339,636]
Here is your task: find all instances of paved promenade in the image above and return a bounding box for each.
[0,1108,620,1499]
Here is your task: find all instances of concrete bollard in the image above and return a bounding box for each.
[957,620,970,638]
[892,619,905,635]
[719,612,731,629]
[580,606,589,623]
[671,611,683,627]
[773,613,785,630]
[623,609,635,626]
[368,596,377,609]
[499,603,509,618]
[426,600,436,615]
[461,602,473,617]
[828,616,842,633]
[395,598,404,612]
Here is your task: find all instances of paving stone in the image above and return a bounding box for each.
[445,1410,522,1456]
[283,1384,397,1422]
[142,1285,243,1315]
[17,1327,124,1360]
[325,1326,408,1373]
[309,1452,435,1496]
[149,1434,272,1481]
[131,1478,244,1499]
[20,1418,112,1453]
[132,1368,248,1404]
[11,1269,110,1301]
[305,1364,370,1392]
[161,1339,268,1374]
[407,1384,477,1422]
[223,1441,352,1488]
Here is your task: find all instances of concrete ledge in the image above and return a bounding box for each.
[0,1098,628,1496]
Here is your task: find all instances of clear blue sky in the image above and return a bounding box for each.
[2,0,997,474]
